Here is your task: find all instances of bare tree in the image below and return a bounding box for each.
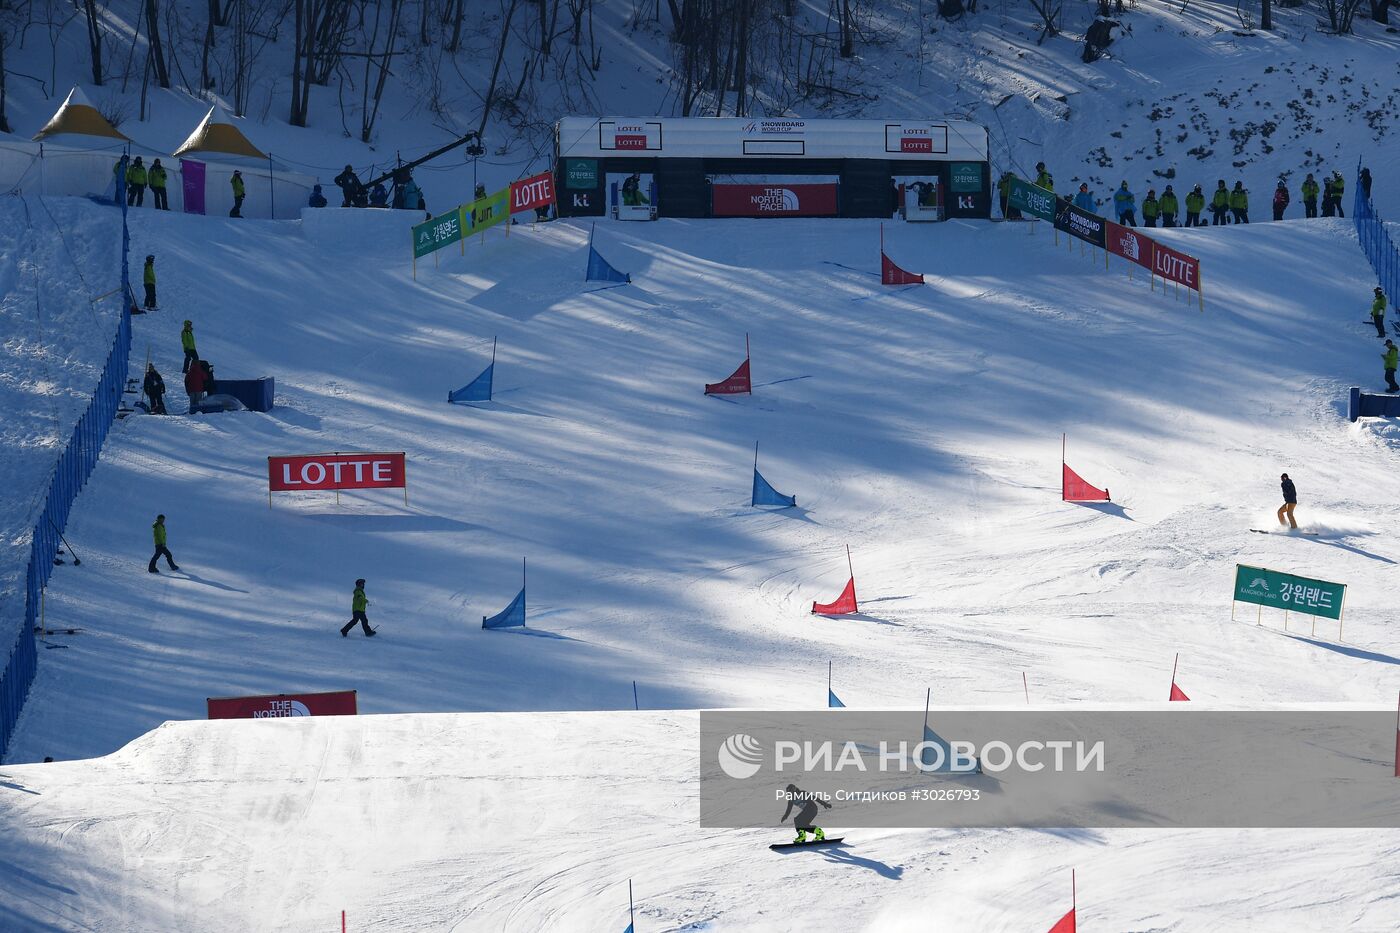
[83,0,104,85]
[1315,0,1364,31]
[1028,0,1061,42]
[145,0,171,88]
[359,0,404,141]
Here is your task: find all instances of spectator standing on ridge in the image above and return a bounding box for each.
[184,356,209,412]
[1301,174,1319,218]
[142,364,167,415]
[148,514,179,573]
[149,159,169,211]
[1073,183,1096,213]
[1210,180,1231,225]
[1184,184,1205,227]
[126,156,147,207]
[1277,474,1298,530]
[1360,167,1372,201]
[1160,185,1179,227]
[143,255,157,310]
[1142,189,1160,228]
[180,320,198,374]
[229,171,245,217]
[1272,181,1289,221]
[1229,181,1249,224]
[402,177,424,211]
[308,185,328,208]
[341,579,376,637]
[1373,287,1388,339]
[333,165,363,207]
[1322,172,1344,218]
[997,172,1013,219]
[1384,340,1399,393]
[1034,162,1054,193]
[1331,171,1345,217]
[1113,181,1136,226]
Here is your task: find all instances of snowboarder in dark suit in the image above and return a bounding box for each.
[1277,474,1298,530]
[780,783,830,844]
[341,579,376,636]
[148,514,179,572]
[143,364,167,414]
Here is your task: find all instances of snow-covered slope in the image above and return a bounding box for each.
[1,711,1397,931]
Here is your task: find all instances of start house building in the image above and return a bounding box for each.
[553,116,992,220]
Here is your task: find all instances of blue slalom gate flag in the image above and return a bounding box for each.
[752,468,796,507]
[450,337,496,403]
[920,722,979,773]
[828,689,845,709]
[482,587,524,629]
[449,363,492,402]
[586,224,631,283]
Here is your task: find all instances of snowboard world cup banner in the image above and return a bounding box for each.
[510,172,556,213]
[207,690,358,719]
[1007,176,1056,222]
[268,452,407,492]
[1054,199,1106,249]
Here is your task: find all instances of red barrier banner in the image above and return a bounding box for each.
[207,690,358,719]
[268,452,406,492]
[1150,239,1201,290]
[711,184,839,217]
[510,172,556,213]
[1105,221,1153,270]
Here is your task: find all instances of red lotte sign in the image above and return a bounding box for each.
[207,690,358,719]
[711,183,839,217]
[1150,239,1200,290]
[510,172,556,213]
[268,452,407,492]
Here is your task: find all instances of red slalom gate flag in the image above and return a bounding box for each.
[1062,463,1109,502]
[881,252,925,285]
[812,577,858,615]
[1046,907,1076,933]
[1169,681,1190,701]
[705,358,751,395]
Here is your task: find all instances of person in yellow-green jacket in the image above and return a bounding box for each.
[1142,189,1160,228]
[340,578,377,637]
[230,170,245,218]
[126,156,147,207]
[180,320,198,373]
[1034,161,1054,193]
[142,255,157,311]
[1184,184,1205,227]
[1159,185,1179,227]
[1301,173,1319,218]
[1229,181,1249,224]
[1373,287,1388,339]
[149,158,169,211]
[1210,180,1230,225]
[148,514,179,573]
[1384,340,1398,393]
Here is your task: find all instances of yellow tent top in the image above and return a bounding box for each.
[32,87,130,142]
[173,105,268,161]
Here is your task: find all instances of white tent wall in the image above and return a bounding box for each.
[0,140,316,219]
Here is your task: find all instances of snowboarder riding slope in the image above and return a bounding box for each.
[1277,473,1298,530]
[341,579,376,637]
[148,514,179,573]
[780,783,830,844]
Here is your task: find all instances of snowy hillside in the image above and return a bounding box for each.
[1,199,1399,926]
[2,2,1398,215]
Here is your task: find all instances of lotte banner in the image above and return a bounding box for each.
[268,451,407,501]
[510,172,556,214]
[207,690,358,719]
[1150,238,1201,290]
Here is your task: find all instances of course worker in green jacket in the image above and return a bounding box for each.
[1229,182,1249,224]
[180,320,198,373]
[230,170,245,218]
[1301,174,1319,218]
[1159,186,1179,227]
[1142,190,1160,228]
[1373,287,1389,339]
[126,156,148,207]
[148,514,179,573]
[1384,340,1398,393]
[1210,180,1231,225]
[143,255,157,310]
[1184,185,1205,227]
[149,158,170,211]
[341,578,377,637]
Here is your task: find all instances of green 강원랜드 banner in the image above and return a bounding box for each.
[1233,564,1345,621]
[1007,176,1057,222]
[465,188,510,234]
[412,209,463,259]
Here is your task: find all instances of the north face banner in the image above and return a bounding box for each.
[1105,221,1153,269]
[711,184,839,217]
[1054,200,1106,249]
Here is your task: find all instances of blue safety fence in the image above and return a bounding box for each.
[1355,162,1397,314]
[0,163,132,761]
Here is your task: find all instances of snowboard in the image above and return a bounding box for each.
[1249,528,1318,536]
[769,837,844,850]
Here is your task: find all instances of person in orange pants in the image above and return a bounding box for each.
[1277,473,1298,529]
